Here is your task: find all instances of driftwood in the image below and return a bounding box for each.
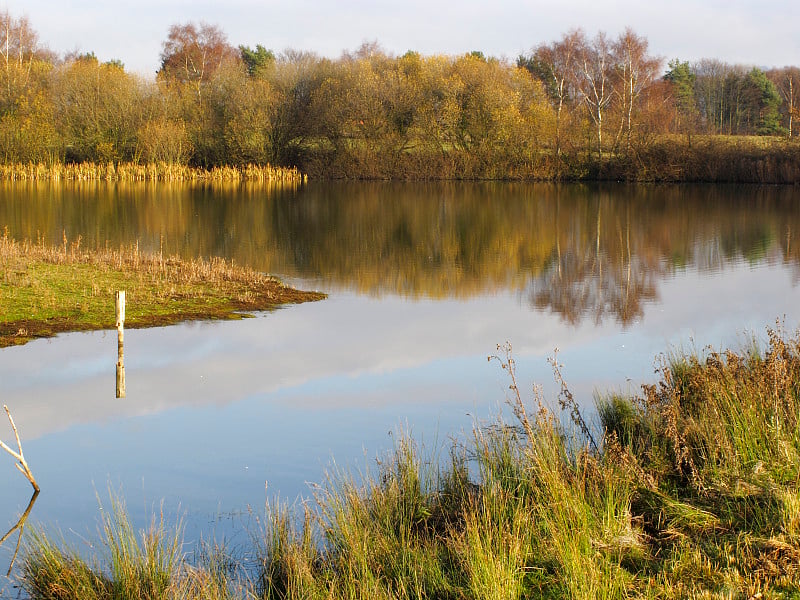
[0,491,38,576]
[0,405,39,492]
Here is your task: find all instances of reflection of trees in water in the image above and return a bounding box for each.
[273,183,560,297]
[528,251,660,326]
[524,197,663,325]
[524,186,800,325]
[2,182,800,324]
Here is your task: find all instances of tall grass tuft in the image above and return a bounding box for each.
[457,477,532,599]
[100,495,183,599]
[19,530,111,600]
[311,437,460,599]
[598,323,800,594]
[600,323,800,494]
[254,500,322,600]
[19,493,184,600]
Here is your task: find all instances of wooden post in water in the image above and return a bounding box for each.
[116,291,126,398]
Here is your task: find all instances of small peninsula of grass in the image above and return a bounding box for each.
[0,233,325,347]
[11,327,800,598]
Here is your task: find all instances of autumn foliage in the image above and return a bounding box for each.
[0,13,799,181]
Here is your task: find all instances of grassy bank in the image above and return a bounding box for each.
[300,135,800,183]
[601,136,800,183]
[0,163,305,183]
[13,328,800,598]
[1,137,798,185]
[0,233,325,347]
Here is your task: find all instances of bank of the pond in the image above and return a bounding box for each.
[2,135,800,185]
[0,234,325,348]
[13,330,800,599]
[301,136,800,183]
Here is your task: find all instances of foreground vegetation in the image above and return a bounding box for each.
[13,328,800,598]
[0,233,325,347]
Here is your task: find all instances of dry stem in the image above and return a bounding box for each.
[0,405,40,492]
[549,349,598,452]
[488,342,536,440]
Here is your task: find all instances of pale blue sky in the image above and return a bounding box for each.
[4,0,799,77]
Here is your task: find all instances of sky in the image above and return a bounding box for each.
[3,0,799,78]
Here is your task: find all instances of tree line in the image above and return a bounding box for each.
[1,13,799,180]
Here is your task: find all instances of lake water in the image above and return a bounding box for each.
[2,181,800,578]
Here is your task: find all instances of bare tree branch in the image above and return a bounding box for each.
[1,405,39,492]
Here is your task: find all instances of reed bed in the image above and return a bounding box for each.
[12,327,800,598]
[0,162,305,183]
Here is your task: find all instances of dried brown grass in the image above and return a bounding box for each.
[0,162,305,183]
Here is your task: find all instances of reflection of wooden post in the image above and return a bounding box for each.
[116,291,126,398]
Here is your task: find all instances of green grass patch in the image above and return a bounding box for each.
[0,232,325,347]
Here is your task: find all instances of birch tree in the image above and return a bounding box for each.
[613,28,662,150]
[0,11,49,111]
[577,32,614,162]
[769,67,800,137]
[527,29,584,170]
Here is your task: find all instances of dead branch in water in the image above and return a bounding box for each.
[0,490,38,576]
[0,405,40,492]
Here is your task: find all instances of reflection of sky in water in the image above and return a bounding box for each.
[2,256,800,568]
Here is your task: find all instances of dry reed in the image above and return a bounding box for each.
[0,162,306,183]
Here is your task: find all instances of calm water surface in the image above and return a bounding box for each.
[2,181,800,578]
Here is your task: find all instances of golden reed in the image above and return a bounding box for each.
[0,162,306,183]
